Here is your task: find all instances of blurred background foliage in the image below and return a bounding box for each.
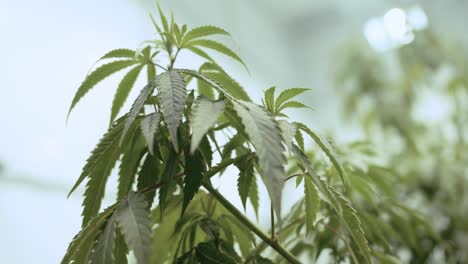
[2,0,468,263]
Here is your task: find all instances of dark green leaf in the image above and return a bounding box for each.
[182,151,205,215]
[137,154,161,207]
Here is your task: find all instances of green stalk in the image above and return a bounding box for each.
[202,181,301,264]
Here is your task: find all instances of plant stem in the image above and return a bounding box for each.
[202,181,301,264]
[270,204,275,240]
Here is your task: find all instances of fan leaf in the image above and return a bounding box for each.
[190,97,225,153]
[275,88,311,111]
[158,70,188,152]
[110,65,144,125]
[304,176,320,235]
[91,213,118,264]
[182,151,206,215]
[232,101,286,221]
[140,112,161,155]
[116,191,153,264]
[68,60,138,117]
[182,25,230,46]
[186,39,246,69]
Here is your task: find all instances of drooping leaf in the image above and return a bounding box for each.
[110,65,144,125]
[296,122,345,186]
[295,129,305,152]
[232,101,286,221]
[199,218,220,244]
[116,191,152,264]
[120,75,160,144]
[68,60,138,117]
[264,86,276,113]
[147,63,156,83]
[235,155,254,210]
[177,69,230,98]
[275,88,311,111]
[158,70,187,152]
[137,154,161,206]
[140,112,161,155]
[182,151,205,215]
[113,229,128,264]
[182,25,230,46]
[190,97,225,153]
[186,39,246,69]
[62,204,118,264]
[91,213,118,264]
[304,176,320,235]
[278,120,297,152]
[333,190,371,264]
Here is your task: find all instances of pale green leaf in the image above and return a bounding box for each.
[110,65,144,125]
[232,101,286,222]
[116,191,152,264]
[190,97,225,153]
[68,60,137,118]
[140,112,161,155]
[158,70,187,152]
[278,120,297,152]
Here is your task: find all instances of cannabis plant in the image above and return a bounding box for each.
[63,6,409,264]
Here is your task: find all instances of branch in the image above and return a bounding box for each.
[202,181,301,264]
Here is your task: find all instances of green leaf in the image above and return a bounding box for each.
[159,148,179,213]
[186,39,246,69]
[113,229,128,264]
[190,97,225,153]
[157,3,169,33]
[147,63,156,83]
[278,120,297,152]
[275,88,311,111]
[198,62,251,101]
[116,191,152,264]
[199,218,220,243]
[158,70,188,152]
[182,26,230,46]
[264,86,276,113]
[277,101,311,112]
[189,46,216,64]
[177,69,231,98]
[117,134,146,200]
[249,174,260,217]
[304,176,320,235]
[232,101,286,222]
[296,123,345,186]
[295,129,305,151]
[68,60,137,118]
[62,204,118,264]
[140,112,161,155]
[254,255,275,264]
[120,75,160,144]
[205,152,252,179]
[195,242,238,264]
[235,155,254,210]
[91,213,118,264]
[182,151,205,215]
[137,154,161,206]
[110,65,144,125]
[334,190,371,264]
[100,49,136,60]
